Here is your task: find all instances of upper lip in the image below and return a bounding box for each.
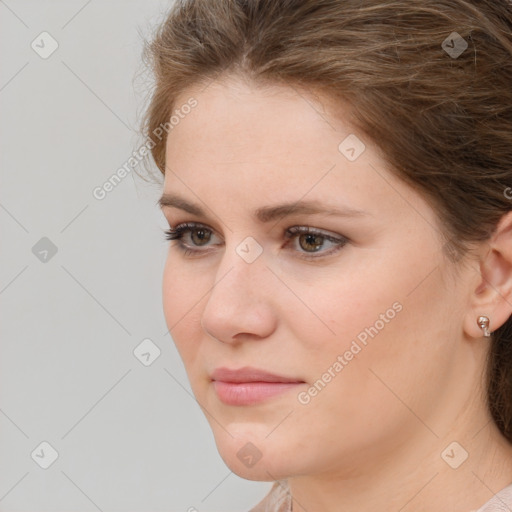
[211,366,304,383]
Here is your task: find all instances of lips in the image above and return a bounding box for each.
[210,367,305,405]
[210,366,304,384]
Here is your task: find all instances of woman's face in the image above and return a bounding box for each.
[160,75,479,480]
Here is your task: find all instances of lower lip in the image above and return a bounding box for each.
[212,381,304,405]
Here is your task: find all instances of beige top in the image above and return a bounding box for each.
[248,480,512,512]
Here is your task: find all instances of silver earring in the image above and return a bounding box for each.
[477,315,491,337]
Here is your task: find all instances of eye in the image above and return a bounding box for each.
[164,222,221,256]
[284,226,348,259]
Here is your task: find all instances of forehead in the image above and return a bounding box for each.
[167,75,351,160]
[162,76,413,222]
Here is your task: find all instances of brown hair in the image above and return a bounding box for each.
[142,0,512,441]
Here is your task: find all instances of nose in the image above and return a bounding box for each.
[200,242,277,344]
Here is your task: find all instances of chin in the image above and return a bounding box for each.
[209,426,296,481]
[219,448,290,482]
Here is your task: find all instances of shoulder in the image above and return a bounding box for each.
[470,483,512,512]
[247,480,512,512]
[248,480,292,512]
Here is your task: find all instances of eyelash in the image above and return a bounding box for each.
[163,222,348,260]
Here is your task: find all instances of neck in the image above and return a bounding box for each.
[288,393,512,512]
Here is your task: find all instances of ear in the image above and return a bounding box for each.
[464,210,512,339]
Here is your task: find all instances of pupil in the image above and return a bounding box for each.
[192,229,210,245]
[301,233,323,252]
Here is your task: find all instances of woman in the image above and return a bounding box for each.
[142,0,512,510]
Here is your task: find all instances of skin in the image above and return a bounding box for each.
[160,74,512,512]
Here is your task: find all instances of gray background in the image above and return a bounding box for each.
[0,1,272,510]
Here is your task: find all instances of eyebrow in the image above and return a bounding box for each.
[158,193,371,223]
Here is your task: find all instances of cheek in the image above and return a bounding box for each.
[282,275,440,452]
[288,248,448,397]
[327,262,453,410]
[162,256,181,326]
[284,260,405,364]
[162,255,207,321]
[162,257,203,360]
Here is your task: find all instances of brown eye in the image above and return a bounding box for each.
[298,233,324,252]
[190,228,211,246]
[284,226,348,259]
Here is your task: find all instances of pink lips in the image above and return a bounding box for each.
[211,366,305,406]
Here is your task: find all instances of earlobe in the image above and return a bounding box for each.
[464,211,512,339]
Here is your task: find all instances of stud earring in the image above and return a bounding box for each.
[477,315,491,337]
